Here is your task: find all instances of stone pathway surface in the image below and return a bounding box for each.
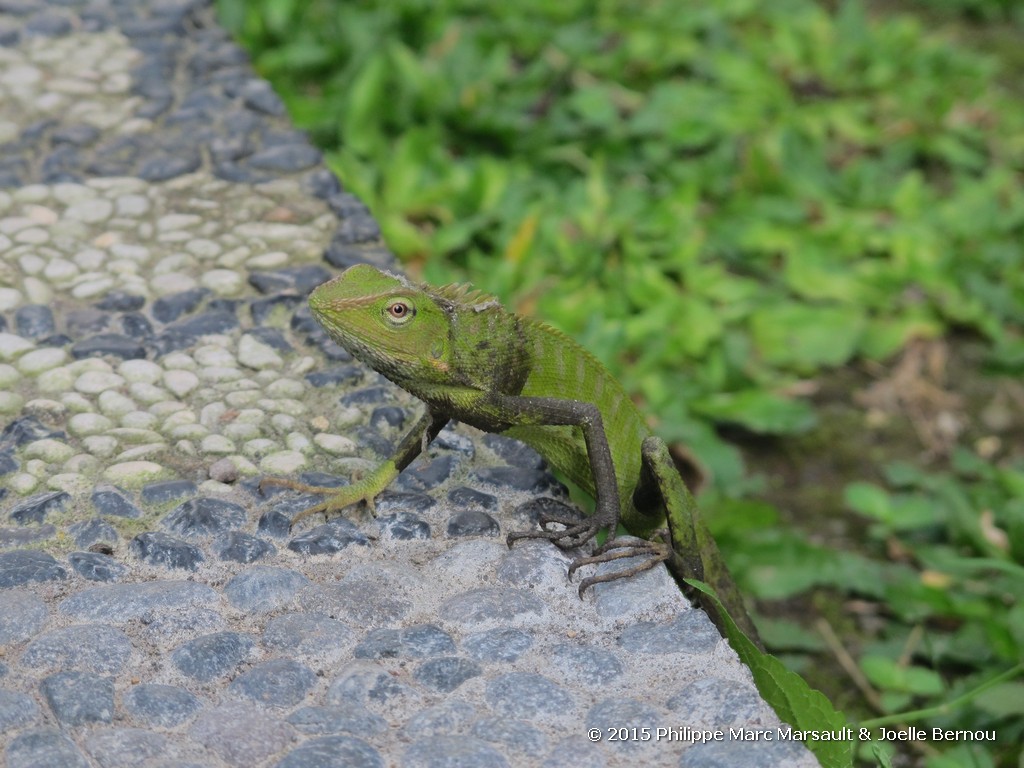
[0,2,818,766]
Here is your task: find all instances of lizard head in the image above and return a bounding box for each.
[309,264,454,383]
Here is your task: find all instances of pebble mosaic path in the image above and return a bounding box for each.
[0,2,819,766]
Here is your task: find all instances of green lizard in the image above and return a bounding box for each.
[264,264,760,645]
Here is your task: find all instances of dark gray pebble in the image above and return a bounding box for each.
[326,663,415,708]
[91,484,141,518]
[446,509,500,537]
[354,624,455,660]
[14,304,55,339]
[552,643,624,686]
[262,613,353,657]
[288,518,369,555]
[246,326,292,351]
[0,549,67,587]
[396,454,456,492]
[10,491,70,524]
[123,683,202,728]
[1,415,64,446]
[485,673,574,719]
[214,530,276,563]
[224,565,310,612]
[152,289,207,323]
[0,591,48,644]
[666,677,769,726]
[402,699,476,738]
[248,265,331,295]
[139,151,200,181]
[129,531,204,570]
[448,486,498,511]
[679,734,811,767]
[275,735,383,768]
[257,508,291,537]
[586,698,663,745]
[65,308,109,337]
[22,624,132,674]
[287,704,388,736]
[150,310,238,354]
[471,466,556,493]
[119,312,153,339]
[5,727,89,768]
[433,427,475,456]
[617,612,721,655]
[171,631,255,682]
[483,433,546,469]
[162,496,246,536]
[463,627,534,663]
[70,333,147,360]
[370,405,405,429]
[0,449,17,475]
[41,671,114,726]
[471,717,549,758]
[239,79,285,115]
[82,727,169,766]
[142,479,198,504]
[304,364,362,388]
[413,657,482,693]
[373,491,435,515]
[58,579,218,621]
[0,689,40,731]
[25,11,73,36]
[339,386,390,405]
[67,517,118,548]
[68,551,127,582]
[376,512,430,540]
[248,143,321,172]
[441,587,545,624]
[403,736,508,768]
[229,658,316,708]
[251,293,303,326]
[0,523,56,547]
[95,290,145,311]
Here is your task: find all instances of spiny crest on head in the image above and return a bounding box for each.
[427,281,503,314]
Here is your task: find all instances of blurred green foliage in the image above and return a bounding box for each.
[217,0,1023,764]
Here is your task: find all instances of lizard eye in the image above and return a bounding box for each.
[384,299,414,324]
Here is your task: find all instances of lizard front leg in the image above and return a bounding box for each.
[496,395,622,553]
[260,410,449,529]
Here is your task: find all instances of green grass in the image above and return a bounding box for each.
[216,1,1024,764]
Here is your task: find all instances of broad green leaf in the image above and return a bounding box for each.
[687,580,854,768]
[860,655,945,695]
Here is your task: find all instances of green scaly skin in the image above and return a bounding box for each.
[263,264,760,646]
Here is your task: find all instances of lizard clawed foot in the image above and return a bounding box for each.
[569,537,671,598]
[506,506,603,552]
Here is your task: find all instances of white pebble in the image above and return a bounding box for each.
[0,391,23,413]
[163,369,199,398]
[266,379,305,399]
[103,461,167,486]
[16,347,67,375]
[200,268,243,295]
[259,450,307,474]
[194,346,234,367]
[162,352,196,370]
[7,473,40,494]
[0,287,23,311]
[71,276,115,299]
[238,335,284,372]
[23,439,75,463]
[121,410,159,430]
[43,258,80,282]
[313,433,358,455]
[129,382,170,404]
[0,364,20,388]
[224,390,261,407]
[118,358,162,383]
[97,390,137,417]
[60,393,94,412]
[201,435,236,454]
[37,366,75,393]
[243,439,278,458]
[75,370,126,394]
[0,333,33,361]
[68,412,114,436]
[82,435,118,458]
[65,198,114,223]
